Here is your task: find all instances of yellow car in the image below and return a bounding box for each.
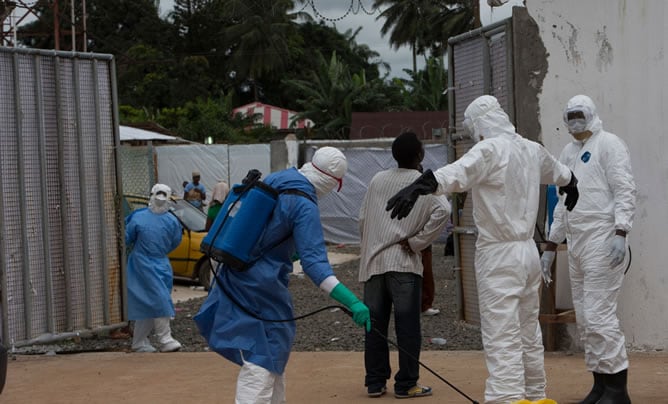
[123,194,213,289]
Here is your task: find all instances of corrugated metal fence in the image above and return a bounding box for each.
[0,47,125,347]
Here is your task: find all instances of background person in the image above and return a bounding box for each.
[205,180,230,231]
[184,171,206,210]
[359,132,450,398]
[194,147,370,404]
[542,94,636,404]
[126,184,183,353]
[386,95,578,403]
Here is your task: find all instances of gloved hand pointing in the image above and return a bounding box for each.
[386,169,439,220]
[329,283,371,331]
[540,251,555,286]
[558,171,579,211]
[607,235,626,267]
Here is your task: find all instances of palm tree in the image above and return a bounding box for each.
[221,0,305,81]
[426,1,475,57]
[373,0,437,74]
[402,56,449,111]
[341,26,390,78]
[373,0,475,73]
[284,52,368,139]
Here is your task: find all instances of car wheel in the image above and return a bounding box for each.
[198,259,214,291]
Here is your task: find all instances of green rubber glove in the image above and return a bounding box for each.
[329,283,371,332]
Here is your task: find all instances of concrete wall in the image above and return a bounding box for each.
[526,0,668,350]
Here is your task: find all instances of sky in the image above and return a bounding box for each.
[158,0,525,79]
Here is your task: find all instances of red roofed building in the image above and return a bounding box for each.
[233,102,314,130]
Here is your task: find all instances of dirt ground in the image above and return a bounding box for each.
[4,350,666,403]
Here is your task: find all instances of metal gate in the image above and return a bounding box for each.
[447,18,514,325]
[0,47,125,347]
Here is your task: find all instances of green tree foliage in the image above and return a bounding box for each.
[426,1,475,56]
[267,21,385,111]
[16,0,465,141]
[284,51,395,139]
[401,56,449,111]
[220,0,300,80]
[372,0,474,72]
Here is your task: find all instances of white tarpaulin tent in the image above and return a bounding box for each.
[119,125,182,142]
[154,144,271,205]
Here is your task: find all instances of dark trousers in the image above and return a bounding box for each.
[364,272,422,392]
[420,246,434,312]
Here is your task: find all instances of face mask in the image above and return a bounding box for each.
[149,196,170,214]
[567,118,587,134]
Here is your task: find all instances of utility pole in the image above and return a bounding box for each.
[473,0,481,28]
[81,0,86,51]
[70,0,74,51]
[53,0,59,50]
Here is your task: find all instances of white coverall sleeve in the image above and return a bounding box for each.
[432,142,494,195]
[538,145,572,186]
[548,194,568,243]
[547,147,570,244]
[319,275,340,294]
[603,137,636,233]
[407,195,451,252]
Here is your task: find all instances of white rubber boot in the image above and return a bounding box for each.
[155,317,182,352]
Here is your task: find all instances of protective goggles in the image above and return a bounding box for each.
[566,110,586,121]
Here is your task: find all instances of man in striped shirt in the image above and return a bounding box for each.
[359,132,451,399]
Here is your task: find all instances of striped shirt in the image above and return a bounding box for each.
[358,168,451,282]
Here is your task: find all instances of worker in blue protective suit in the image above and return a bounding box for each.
[126,183,183,353]
[194,147,370,404]
[386,95,579,404]
[542,95,636,404]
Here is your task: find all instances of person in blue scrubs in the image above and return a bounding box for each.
[195,147,370,403]
[126,184,183,353]
[184,171,206,210]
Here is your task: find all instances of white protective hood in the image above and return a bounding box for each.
[464,95,516,142]
[149,183,171,214]
[563,94,604,135]
[299,146,348,198]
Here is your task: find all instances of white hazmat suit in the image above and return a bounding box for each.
[545,95,636,403]
[389,95,576,403]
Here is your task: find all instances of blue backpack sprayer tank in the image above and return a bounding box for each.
[201,170,278,271]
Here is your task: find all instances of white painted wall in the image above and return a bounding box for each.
[526,0,668,350]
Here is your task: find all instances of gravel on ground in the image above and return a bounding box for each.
[14,243,483,355]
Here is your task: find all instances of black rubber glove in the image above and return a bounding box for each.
[386,169,438,220]
[558,171,579,211]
